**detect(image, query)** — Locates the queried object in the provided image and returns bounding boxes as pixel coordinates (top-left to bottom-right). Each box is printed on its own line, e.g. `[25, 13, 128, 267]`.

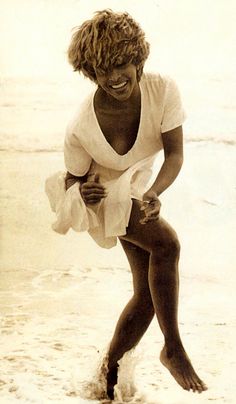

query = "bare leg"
[118, 199, 207, 393]
[107, 240, 155, 398]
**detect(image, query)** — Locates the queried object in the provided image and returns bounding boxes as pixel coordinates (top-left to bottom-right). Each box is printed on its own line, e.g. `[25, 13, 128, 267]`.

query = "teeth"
[111, 81, 127, 89]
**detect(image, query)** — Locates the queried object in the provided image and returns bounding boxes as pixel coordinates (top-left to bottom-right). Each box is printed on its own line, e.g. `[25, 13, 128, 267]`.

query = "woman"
[46, 9, 207, 399]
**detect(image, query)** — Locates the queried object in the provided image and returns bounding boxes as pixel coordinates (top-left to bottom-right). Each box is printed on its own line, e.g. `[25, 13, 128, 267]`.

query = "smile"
[110, 81, 128, 89]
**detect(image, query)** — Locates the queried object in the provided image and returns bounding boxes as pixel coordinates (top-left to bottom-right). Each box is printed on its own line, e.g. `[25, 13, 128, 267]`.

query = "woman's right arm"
[65, 171, 87, 190]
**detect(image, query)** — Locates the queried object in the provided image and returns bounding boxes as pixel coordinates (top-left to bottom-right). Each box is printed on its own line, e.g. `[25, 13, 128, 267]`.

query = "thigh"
[120, 199, 179, 253]
[119, 239, 150, 296]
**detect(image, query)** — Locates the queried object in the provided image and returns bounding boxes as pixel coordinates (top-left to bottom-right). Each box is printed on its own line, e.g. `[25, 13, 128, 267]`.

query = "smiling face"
[95, 63, 139, 102]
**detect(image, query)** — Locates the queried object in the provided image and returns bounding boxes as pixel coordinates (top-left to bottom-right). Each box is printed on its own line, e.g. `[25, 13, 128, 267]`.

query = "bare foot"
[160, 346, 207, 393]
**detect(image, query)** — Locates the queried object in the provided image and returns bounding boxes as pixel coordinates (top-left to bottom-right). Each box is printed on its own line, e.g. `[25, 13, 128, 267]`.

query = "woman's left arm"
[148, 125, 183, 197]
[141, 126, 183, 223]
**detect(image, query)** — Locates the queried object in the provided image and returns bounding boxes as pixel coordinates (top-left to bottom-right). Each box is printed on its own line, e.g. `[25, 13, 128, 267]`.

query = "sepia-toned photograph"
[1, 1, 235, 403]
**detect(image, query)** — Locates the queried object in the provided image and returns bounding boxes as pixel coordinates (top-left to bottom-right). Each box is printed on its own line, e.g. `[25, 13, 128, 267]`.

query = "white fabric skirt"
[45, 155, 157, 249]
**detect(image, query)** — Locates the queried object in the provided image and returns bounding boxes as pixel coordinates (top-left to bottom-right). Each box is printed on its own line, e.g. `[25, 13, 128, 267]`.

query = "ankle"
[107, 360, 119, 371]
[164, 341, 185, 358]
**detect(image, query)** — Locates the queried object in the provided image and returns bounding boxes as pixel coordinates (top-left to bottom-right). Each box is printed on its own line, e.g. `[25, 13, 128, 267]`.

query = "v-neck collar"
[91, 79, 144, 158]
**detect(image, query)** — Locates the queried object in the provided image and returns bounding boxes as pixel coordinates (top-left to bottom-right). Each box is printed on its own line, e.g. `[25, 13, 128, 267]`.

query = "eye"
[114, 55, 131, 68]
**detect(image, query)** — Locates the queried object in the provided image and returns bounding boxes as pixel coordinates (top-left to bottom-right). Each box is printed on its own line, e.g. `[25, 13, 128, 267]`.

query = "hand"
[80, 174, 107, 205]
[140, 190, 161, 224]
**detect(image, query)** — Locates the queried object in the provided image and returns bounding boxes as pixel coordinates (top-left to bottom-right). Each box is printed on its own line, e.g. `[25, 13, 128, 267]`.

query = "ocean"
[0, 73, 235, 153]
[1, 0, 236, 152]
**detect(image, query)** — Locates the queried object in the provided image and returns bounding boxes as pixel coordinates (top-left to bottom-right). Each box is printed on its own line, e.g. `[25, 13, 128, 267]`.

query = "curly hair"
[67, 9, 150, 83]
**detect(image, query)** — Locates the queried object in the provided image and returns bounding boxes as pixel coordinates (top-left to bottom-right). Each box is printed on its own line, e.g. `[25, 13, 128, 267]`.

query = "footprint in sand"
[51, 342, 66, 351]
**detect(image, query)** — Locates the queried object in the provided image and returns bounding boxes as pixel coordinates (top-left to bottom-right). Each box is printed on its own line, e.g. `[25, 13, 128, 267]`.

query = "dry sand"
[0, 143, 236, 403]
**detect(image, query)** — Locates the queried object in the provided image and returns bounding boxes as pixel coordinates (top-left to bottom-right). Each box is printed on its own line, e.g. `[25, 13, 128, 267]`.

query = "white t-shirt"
[45, 72, 186, 248]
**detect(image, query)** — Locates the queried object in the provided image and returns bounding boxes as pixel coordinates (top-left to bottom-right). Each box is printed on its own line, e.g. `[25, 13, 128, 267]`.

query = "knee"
[133, 293, 155, 317]
[153, 233, 180, 262]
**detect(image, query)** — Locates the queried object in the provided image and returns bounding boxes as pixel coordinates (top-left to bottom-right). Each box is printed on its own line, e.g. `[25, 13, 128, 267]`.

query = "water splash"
[81, 347, 147, 403]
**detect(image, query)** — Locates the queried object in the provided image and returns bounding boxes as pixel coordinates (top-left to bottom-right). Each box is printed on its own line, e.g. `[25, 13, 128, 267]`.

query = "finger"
[82, 188, 107, 196]
[84, 193, 107, 200]
[140, 207, 160, 223]
[140, 214, 160, 224]
[139, 217, 147, 224]
[81, 183, 106, 191]
[140, 201, 150, 211]
[82, 183, 106, 190]
[82, 193, 107, 201]
[142, 204, 161, 217]
[141, 198, 160, 210]
[87, 173, 100, 183]
[94, 173, 100, 183]
[145, 207, 161, 216]
[140, 217, 156, 224]
[147, 215, 160, 222]
[84, 193, 107, 201]
[82, 187, 106, 195]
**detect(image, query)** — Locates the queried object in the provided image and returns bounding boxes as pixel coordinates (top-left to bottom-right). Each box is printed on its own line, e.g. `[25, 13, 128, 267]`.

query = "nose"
[108, 68, 122, 83]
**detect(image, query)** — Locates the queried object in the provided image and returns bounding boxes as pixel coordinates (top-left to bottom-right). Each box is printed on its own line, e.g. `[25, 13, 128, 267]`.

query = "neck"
[97, 82, 140, 111]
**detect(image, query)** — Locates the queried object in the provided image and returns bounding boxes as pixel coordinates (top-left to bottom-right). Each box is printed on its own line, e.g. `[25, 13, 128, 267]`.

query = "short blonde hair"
[68, 9, 150, 83]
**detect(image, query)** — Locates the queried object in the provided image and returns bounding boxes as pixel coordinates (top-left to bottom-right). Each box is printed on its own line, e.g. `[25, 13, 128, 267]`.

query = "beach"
[1, 142, 235, 403]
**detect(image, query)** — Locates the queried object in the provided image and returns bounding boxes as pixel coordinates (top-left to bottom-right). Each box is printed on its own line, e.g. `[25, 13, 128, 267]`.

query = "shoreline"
[1, 138, 236, 154]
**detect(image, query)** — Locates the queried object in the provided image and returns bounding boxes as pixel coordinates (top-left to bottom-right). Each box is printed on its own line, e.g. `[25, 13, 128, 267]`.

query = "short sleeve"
[161, 76, 186, 133]
[64, 128, 92, 176]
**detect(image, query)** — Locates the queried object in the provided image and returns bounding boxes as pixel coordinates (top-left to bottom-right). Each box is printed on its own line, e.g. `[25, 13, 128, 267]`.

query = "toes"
[177, 374, 191, 391]
[184, 378, 192, 392]
[195, 376, 207, 393]
[192, 378, 207, 393]
[199, 381, 208, 393]
[190, 376, 199, 393]
[183, 372, 207, 393]
[189, 381, 196, 393]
